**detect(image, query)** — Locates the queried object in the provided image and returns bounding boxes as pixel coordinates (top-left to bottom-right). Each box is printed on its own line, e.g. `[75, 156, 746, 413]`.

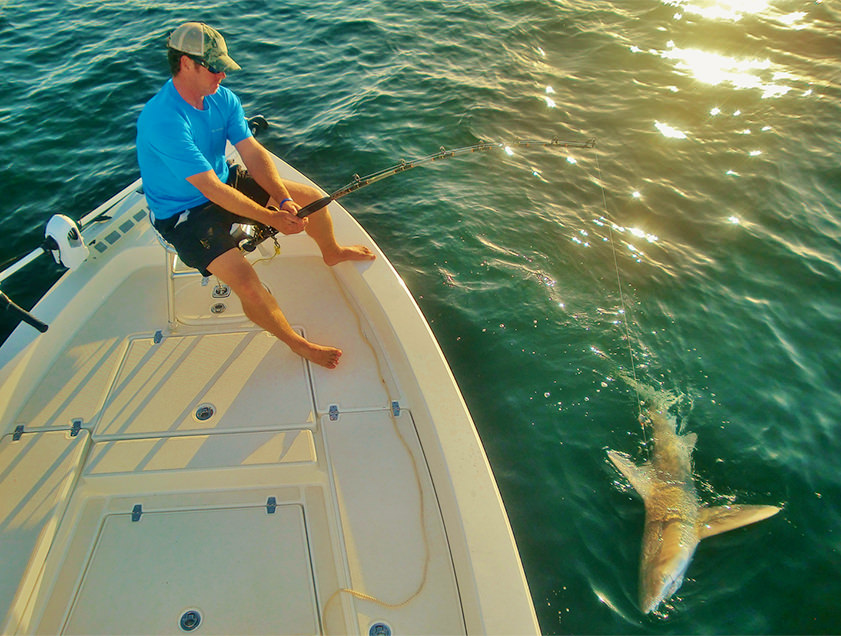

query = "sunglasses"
[187, 54, 224, 74]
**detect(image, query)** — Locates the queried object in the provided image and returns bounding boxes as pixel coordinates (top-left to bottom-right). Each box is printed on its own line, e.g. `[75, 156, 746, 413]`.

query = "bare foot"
[323, 244, 376, 266]
[292, 340, 343, 369]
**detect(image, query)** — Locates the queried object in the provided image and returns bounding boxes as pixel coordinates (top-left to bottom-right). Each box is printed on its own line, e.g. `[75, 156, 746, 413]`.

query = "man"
[137, 22, 374, 369]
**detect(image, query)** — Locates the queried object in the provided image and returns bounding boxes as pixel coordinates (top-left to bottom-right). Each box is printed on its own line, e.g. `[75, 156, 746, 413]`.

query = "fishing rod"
[239, 136, 596, 252]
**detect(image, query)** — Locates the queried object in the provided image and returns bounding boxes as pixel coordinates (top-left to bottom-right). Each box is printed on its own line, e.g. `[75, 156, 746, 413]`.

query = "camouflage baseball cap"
[167, 22, 241, 72]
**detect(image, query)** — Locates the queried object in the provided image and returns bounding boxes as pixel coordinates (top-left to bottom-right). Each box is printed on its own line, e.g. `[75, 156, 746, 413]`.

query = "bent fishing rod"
[239, 136, 596, 252]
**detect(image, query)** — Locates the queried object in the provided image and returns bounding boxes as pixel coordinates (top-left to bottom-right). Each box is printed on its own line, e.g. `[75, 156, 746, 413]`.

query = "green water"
[2, 1, 840, 633]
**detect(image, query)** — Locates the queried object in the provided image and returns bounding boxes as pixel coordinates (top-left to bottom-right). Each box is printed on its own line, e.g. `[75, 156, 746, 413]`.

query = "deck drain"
[210, 302, 227, 314]
[194, 403, 215, 421]
[369, 622, 392, 636]
[179, 609, 201, 632]
[212, 283, 231, 298]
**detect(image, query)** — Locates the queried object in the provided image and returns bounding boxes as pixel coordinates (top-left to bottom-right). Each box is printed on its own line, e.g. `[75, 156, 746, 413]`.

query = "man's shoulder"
[138, 81, 185, 131]
[207, 85, 241, 110]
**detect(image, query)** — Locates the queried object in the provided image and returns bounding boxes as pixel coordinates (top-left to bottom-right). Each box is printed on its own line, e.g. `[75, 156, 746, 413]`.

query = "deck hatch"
[64, 504, 319, 635]
[97, 331, 315, 439]
[0, 430, 89, 634]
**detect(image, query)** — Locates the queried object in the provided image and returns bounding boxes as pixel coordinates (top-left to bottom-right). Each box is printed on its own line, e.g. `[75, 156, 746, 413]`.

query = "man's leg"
[207, 248, 342, 369]
[279, 181, 376, 266]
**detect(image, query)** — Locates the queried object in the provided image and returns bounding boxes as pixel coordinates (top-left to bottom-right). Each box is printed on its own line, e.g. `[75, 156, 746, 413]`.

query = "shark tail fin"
[607, 450, 655, 501]
[698, 504, 782, 539]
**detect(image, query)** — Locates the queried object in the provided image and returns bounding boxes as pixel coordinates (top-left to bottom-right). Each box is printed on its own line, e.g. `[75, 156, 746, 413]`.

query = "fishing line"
[239, 136, 596, 252]
[594, 154, 645, 430]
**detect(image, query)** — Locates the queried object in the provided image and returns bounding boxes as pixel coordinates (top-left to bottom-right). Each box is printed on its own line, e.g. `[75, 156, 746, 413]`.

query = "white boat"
[0, 123, 539, 635]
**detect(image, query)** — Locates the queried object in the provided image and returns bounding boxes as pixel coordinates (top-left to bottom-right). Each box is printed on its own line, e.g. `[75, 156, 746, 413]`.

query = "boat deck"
[0, 155, 538, 635]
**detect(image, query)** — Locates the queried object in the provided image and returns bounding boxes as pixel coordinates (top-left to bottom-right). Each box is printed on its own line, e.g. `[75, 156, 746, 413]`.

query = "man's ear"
[178, 54, 192, 74]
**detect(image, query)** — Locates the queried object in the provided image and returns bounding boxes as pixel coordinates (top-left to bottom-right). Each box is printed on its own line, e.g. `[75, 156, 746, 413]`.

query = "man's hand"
[268, 201, 307, 235]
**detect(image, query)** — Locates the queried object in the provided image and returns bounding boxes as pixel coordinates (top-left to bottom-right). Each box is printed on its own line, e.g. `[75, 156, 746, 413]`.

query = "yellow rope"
[249, 237, 282, 266]
[321, 270, 432, 633]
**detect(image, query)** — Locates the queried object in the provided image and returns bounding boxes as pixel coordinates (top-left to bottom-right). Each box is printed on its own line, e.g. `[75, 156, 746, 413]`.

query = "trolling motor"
[0, 215, 89, 334]
[239, 130, 596, 252]
[44, 214, 89, 270]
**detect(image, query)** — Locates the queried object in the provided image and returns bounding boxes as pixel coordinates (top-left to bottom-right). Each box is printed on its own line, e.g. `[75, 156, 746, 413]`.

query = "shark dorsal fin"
[607, 450, 656, 500]
[698, 504, 782, 539]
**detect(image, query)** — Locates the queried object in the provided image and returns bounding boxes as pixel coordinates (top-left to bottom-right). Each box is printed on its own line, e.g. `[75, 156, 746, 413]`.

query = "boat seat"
[153, 224, 271, 328]
[153, 231, 204, 328]
[0, 429, 90, 634]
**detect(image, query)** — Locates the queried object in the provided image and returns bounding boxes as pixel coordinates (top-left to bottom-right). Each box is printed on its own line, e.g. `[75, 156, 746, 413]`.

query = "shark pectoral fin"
[698, 504, 782, 539]
[607, 450, 655, 500]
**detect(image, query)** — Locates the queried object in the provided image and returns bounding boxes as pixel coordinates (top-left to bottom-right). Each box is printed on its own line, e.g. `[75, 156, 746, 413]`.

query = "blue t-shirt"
[136, 79, 252, 219]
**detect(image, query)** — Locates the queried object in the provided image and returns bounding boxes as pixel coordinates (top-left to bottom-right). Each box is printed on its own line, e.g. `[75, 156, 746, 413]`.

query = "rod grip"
[296, 195, 334, 218]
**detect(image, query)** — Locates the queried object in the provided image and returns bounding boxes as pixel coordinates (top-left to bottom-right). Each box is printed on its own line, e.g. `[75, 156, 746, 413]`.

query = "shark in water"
[607, 383, 781, 614]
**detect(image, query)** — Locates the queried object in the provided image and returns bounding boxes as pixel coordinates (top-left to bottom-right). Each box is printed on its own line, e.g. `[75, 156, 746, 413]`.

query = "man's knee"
[286, 181, 324, 206]
[231, 275, 269, 307]
[208, 251, 264, 299]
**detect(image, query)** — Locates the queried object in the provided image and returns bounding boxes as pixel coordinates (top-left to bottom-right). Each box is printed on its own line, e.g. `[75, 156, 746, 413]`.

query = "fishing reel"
[237, 196, 330, 252]
[237, 222, 276, 253]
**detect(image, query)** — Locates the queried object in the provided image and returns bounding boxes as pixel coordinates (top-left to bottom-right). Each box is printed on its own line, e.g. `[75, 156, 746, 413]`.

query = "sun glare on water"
[661, 0, 770, 22]
[654, 121, 687, 139]
[658, 42, 793, 98]
[628, 3, 804, 104]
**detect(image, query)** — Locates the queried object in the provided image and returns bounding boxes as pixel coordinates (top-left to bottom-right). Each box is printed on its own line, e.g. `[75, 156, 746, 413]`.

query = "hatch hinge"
[70, 418, 83, 437]
[13, 425, 24, 441]
[131, 504, 143, 522]
[266, 496, 277, 514]
[328, 404, 339, 421]
[391, 401, 401, 417]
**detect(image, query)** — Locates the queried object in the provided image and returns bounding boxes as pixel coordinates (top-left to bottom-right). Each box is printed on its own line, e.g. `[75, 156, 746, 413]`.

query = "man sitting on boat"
[136, 22, 374, 369]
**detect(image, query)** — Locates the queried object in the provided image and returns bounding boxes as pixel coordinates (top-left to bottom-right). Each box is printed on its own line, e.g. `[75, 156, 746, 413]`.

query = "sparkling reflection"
[778, 12, 807, 28]
[666, 1, 810, 28]
[669, 45, 774, 85]
[544, 85, 556, 108]
[580, 217, 660, 264]
[659, 44, 792, 98]
[655, 121, 688, 139]
[661, 0, 770, 22]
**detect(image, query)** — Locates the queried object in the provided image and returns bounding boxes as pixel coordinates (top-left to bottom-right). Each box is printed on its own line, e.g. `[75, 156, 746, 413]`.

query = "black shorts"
[152, 165, 270, 276]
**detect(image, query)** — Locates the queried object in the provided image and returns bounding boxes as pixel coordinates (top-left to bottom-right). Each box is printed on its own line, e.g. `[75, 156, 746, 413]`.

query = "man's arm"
[186, 168, 306, 235]
[235, 136, 300, 213]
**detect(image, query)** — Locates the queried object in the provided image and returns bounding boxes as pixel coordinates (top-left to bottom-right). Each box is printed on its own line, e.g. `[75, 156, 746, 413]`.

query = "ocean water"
[1, 0, 839, 633]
